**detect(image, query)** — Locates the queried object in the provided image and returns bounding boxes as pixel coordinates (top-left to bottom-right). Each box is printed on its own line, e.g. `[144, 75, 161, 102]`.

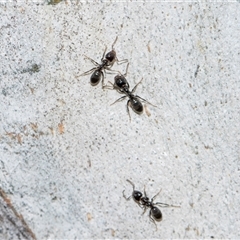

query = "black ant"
[110, 78, 156, 121]
[104, 64, 156, 120]
[78, 36, 128, 87]
[123, 179, 180, 229]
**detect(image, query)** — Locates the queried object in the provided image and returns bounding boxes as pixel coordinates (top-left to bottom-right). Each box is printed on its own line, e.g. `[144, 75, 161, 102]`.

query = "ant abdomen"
[150, 206, 163, 222]
[90, 70, 102, 86]
[129, 98, 144, 114]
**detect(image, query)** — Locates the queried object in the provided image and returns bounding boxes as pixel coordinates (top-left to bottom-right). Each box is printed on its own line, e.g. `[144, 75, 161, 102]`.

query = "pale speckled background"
[0, 1, 240, 239]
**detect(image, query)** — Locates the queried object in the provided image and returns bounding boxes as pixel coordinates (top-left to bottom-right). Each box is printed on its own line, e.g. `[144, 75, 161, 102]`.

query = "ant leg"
[123, 179, 137, 201]
[112, 36, 118, 49]
[111, 36, 128, 64]
[127, 100, 132, 122]
[151, 189, 162, 202]
[155, 202, 181, 208]
[104, 67, 120, 74]
[123, 62, 130, 77]
[141, 206, 147, 215]
[105, 70, 120, 75]
[101, 46, 107, 61]
[143, 185, 147, 198]
[78, 67, 96, 77]
[101, 71, 105, 88]
[149, 212, 158, 230]
[135, 95, 157, 107]
[102, 81, 114, 90]
[116, 58, 128, 65]
[83, 55, 99, 66]
[110, 96, 127, 106]
[126, 179, 135, 190]
[132, 78, 143, 93]
[122, 190, 131, 201]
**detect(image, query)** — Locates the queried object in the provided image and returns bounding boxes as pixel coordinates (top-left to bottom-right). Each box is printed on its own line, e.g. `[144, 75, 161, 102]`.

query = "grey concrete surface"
[0, 1, 240, 239]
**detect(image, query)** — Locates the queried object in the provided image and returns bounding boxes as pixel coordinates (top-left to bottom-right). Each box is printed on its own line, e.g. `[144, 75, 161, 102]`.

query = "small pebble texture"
[0, 1, 239, 239]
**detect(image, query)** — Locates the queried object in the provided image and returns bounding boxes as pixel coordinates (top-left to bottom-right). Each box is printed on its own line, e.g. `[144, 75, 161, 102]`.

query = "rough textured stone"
[0, 1, 239, 239]
[0, 189, 36, 240]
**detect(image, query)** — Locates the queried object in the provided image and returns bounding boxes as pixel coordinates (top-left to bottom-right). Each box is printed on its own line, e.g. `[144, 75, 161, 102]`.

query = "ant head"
[132, 190, 143, 202]
[114, 75, 129, 89]
[105, 49, 116, 63]
[114, 75, 125, 83]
